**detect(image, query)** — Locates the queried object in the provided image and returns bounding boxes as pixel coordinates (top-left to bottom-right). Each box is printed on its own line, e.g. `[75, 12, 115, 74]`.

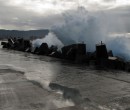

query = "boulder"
[125, 62, 130, 72]
[107, 57, 126, 70]
[96, 42, 108, 60]
[37, 43, 49, 55]
[61, 43, 86, 61]
[1, 42, 8, 48]
[49, 45, 58, 54]
[49, 51, 62, 58]
[7, 38, 14, 49]
[23, 40, 31, 51]
[108, 50, 113, 57]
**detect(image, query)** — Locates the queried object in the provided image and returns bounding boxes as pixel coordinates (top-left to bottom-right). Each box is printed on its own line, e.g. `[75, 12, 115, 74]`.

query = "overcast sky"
[0, 0, 130, 32]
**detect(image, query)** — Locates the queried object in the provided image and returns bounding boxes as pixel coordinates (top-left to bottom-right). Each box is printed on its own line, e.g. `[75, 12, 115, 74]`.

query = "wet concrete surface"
[0, 48, 130, 110]
[0, 69, 69, 110]
[1, 68, 130, 110]
[0, 72, 40, 109]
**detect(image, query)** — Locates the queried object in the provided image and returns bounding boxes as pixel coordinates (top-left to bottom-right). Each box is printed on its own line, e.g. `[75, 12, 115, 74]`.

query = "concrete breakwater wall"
[1, 38, 130, 72]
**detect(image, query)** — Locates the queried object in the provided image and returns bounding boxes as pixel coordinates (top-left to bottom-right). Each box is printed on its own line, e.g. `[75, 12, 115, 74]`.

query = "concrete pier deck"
[0, 69, 64, 110]
[1, 68, 130, 110]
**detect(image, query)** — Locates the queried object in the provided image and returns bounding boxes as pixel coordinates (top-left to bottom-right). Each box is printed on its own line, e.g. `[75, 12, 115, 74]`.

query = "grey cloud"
[103, 0, 116, 2]
[0, 0, 63, 30]
[0, 0, 130, 34]
[95, 6, 130, 33]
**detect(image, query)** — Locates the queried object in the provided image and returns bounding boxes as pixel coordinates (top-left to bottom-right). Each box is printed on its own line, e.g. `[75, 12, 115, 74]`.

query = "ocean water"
[0, 45, 130, 110]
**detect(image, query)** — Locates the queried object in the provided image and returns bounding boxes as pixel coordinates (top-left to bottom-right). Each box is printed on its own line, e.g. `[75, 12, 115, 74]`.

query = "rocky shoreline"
[1, 38, 130, 72]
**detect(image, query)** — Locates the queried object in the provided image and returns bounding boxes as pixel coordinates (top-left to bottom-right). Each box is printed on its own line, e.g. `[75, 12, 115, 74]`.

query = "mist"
[51, 7, 130, 60]
[32, 32, 64, 50]
[107, 36, 130, 60]
[52, 7, 105, 51]
[32, 6, 130, 60]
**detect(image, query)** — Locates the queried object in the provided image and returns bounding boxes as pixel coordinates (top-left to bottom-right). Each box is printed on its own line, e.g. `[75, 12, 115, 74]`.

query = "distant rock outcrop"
[0, 29, 49, 40]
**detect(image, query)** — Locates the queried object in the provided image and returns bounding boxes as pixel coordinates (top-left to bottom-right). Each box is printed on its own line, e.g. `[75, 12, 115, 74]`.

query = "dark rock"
[31, 47, 39, 54]
[96, 42, 109, 67]
[107, 57, 126, 70]
[125, 62, 130, 72]
[13, 41, 19, 49]
[1, 42, 7, 46]
[37, 43, 49, 55]
[23, 40, 31, 51]
[108, 50, 113, 57]
[1, 42, 8, 48]
[61, 43, 86, 62]
[96, 42, 108, 60]
[8, 38, 14, 44]
[13, 39, 31, 51]
[7, 38, 14, 49]
[25, 47, 31, 52]
[49, 45, 58, 54]
[14, 38, 24, 51]
[87, 52, 96, 60]
[17, 38, 24, 44]
[49, 51, 62, 58]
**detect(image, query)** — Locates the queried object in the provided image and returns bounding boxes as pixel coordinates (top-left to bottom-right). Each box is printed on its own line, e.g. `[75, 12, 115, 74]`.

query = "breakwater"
[1, 38, 130, 72]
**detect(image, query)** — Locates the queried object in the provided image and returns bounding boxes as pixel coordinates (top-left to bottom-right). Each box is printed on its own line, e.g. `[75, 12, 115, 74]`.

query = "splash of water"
[52, 7, 105, 51]
[32, 32, 64, 50]
[107, 36, 130, 60]
[33, 6, 130, 60]
[51, 7, 130, 60]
